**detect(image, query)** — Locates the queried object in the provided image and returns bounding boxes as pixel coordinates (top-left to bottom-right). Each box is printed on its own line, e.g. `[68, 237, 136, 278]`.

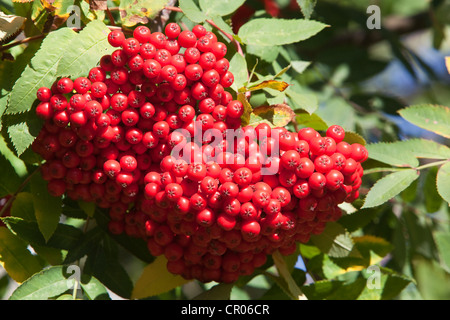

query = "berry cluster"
[30, 23, 367, 284]
[140, 124, 367, 282]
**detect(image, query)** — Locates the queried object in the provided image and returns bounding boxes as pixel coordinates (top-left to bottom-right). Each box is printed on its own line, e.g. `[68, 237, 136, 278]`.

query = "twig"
[106, 7, 116, 26]
[0, 34, 46, 52]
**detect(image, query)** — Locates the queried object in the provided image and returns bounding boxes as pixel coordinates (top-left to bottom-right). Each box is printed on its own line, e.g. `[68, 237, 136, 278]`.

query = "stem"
[364, 159, 449, 175]
[0, 34, 46, 52]
[416, 159, 449, 171]
[106, 7, 116, 26]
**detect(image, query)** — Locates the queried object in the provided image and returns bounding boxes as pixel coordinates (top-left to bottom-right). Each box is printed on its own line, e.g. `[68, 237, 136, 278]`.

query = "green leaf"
[366, 139, 450, 168]
[366, 142, 420, 168]
[178, 0, 207, 23]
[6, 120, 39, 156]
[310, 222, 354, 258]
[193, 283, 234, 300]
[131, 256, 191, 299]
[84, 240, 133, 299]
[56, 20, 114, 79]
[94, 208, 154, 263]
[285, 89, 318, 114]
[342, 131, 366, 146]
[63, 227, 103, 264]
[6, 27, 76, 115]
[237, 18, 327, 46]
[10, 192, 35, 221]
[9, 265, 77, 300]
[436, 161, 450, 204]
[424, 166, 442, 212]
[296, 0, 317, 19]
[199, 0, 245, 17]
[0, 228, 43, 283]
[30, 172, 62, 242]
[302, 279, 344, 300]
[3, 216, 83, 251]
[434, 232, 450, 272]
[413, 257, 450, 300]
[228, 52, 248, 92]
[295, 110, 328, 131]
[80, 274, 111, 300]
[272, 250, 307, 300]
[398, 104, 450, 139]
[362, 169, 420, 209]
[291, 60, 311, 74]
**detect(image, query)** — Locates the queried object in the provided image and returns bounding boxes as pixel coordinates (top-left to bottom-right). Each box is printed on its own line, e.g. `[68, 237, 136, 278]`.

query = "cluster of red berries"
[30, 23, 368, 284]
[138, 123, 367, 283]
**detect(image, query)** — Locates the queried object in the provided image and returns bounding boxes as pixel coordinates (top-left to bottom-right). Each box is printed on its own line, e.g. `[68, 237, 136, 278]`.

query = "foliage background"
[0, 0, 449, 300]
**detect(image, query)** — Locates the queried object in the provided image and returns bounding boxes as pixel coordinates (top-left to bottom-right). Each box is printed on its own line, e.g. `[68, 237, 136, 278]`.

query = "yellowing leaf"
[250, 103, 296, 127]
[131, 256, 191, 299]
[237, 92, 253, 126]
[247, 80, 290, 93]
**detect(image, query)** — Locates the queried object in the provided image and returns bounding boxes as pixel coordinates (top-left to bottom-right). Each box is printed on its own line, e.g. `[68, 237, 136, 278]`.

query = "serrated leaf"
[6, 121, 37, 156]
[343, 131, 366, 146]
[296, 0, 317, 20]
[199, 0, 245, 17]
[436, 161, 450, 204]
[118, 0, 169, 27]
[228, 52, 248, 92]
[238, 18, 327, 46]
[131, 255, 191, 299]
[0, 12, 26, 44]
[398, 104, 450, 139]
[250, 103, 296, 128]
[9, 265, 77, 300]
[6, 27, 76, 115]
[30, 172, 62, 242]
[310, 222, 354, 258]
[0, 228, 43, 283]
[178, 0, 208, 23]
[56, 20, 114, 79]
[362, 169, 420, 209]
